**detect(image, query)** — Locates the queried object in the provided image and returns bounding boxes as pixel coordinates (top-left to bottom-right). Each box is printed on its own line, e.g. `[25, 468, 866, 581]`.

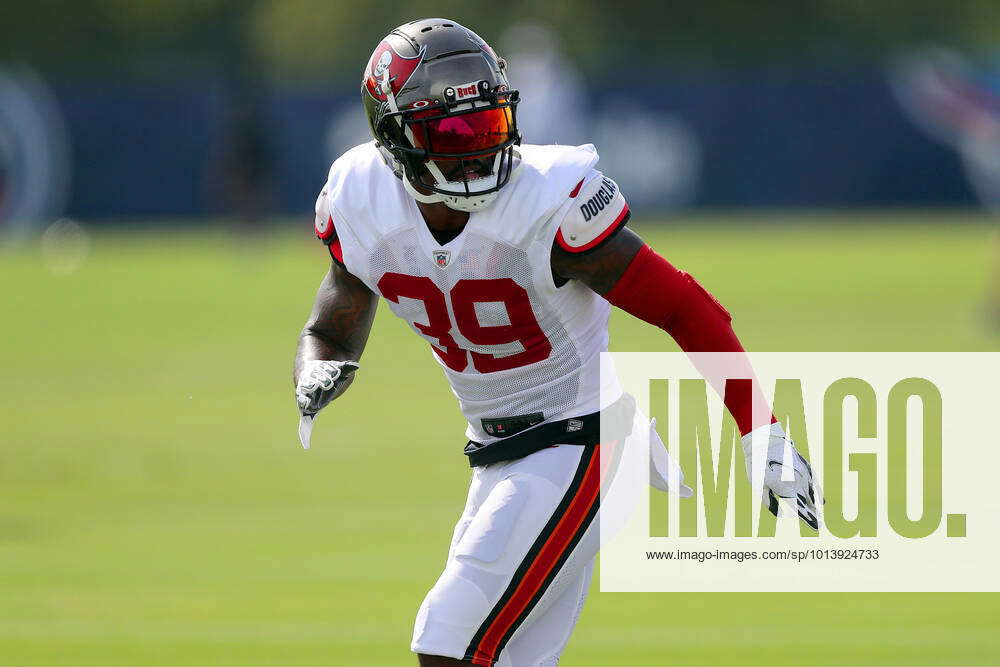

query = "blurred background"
[2, 2, 999, 666]
[5, 0, 1000, 225]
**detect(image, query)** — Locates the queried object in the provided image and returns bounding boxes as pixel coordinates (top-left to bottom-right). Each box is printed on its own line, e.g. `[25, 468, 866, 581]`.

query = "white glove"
[295, 359, 359, 415]
[295, 359, 359, 449]
[649, 418, 693, 497]
[741, 422, 820, 529]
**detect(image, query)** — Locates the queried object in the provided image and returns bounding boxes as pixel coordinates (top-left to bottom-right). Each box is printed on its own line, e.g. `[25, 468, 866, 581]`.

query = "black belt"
[463, 395, 634, 467]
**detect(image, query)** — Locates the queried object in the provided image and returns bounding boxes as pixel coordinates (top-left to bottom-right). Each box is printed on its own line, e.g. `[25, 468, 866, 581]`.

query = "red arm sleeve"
[603, 245, 773, 435]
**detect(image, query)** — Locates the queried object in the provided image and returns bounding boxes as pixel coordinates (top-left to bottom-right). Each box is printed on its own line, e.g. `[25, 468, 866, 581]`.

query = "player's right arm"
[293, 258, 378, 416]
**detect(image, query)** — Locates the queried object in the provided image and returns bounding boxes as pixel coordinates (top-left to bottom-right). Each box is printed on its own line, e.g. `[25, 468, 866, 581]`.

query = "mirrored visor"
[410, 106, 513, 156]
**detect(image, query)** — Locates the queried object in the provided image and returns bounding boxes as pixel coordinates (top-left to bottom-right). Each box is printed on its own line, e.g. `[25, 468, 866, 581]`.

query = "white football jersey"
[315, 141, 630, 442]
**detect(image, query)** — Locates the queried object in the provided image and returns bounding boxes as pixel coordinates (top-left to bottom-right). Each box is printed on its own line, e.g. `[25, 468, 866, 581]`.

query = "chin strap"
[444, 191, 500, 212]
[402, 175, 499, 211]
[402, 176, 446, 204]
[403, 149, 520, 212]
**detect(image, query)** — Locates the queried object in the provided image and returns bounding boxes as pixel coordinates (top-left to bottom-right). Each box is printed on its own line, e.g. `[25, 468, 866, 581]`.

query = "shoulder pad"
[555, 173, 630, 253]
[517, 143, 599, 177]
[313, 186, 344, 264]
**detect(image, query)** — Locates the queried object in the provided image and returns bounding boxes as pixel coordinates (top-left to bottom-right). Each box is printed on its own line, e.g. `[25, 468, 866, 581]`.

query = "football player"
[293, 19, 819, 667]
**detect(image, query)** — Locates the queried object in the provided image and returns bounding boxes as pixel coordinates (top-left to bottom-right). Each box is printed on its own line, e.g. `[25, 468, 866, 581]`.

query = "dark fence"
[51, 69, 974, 221]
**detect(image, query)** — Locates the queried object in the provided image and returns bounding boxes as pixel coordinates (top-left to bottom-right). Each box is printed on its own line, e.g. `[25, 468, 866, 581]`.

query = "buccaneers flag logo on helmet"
[364, 41, 426, 102]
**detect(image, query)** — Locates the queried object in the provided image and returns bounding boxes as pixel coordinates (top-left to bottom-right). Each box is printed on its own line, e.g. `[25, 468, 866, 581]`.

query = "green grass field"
[2, 213, 999, 666]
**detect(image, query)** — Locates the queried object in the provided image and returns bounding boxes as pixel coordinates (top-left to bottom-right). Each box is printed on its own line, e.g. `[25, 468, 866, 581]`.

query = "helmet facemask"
[379, 83, 521, 212]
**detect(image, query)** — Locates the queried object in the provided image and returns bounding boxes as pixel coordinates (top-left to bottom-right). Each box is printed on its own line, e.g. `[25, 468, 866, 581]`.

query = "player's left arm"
[551, 225, 765, 435]
[551, 215, 820, 528]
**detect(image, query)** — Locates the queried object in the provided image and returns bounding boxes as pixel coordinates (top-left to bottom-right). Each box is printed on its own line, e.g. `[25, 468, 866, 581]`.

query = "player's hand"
[295, 359, 359, 417]
[741, 422, 821, 529]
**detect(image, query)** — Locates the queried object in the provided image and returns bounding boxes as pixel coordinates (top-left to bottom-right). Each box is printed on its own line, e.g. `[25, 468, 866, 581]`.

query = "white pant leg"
[496, 558, 595, 666]
[411, 444, 601, 665]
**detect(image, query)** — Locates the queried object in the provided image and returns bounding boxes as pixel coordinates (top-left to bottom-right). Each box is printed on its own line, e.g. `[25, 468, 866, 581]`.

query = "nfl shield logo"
[433, 250, 451, 268]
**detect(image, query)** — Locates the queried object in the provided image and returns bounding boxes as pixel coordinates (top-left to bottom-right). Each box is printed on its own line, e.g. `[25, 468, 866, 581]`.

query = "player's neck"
[416, 200, 470, 240]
